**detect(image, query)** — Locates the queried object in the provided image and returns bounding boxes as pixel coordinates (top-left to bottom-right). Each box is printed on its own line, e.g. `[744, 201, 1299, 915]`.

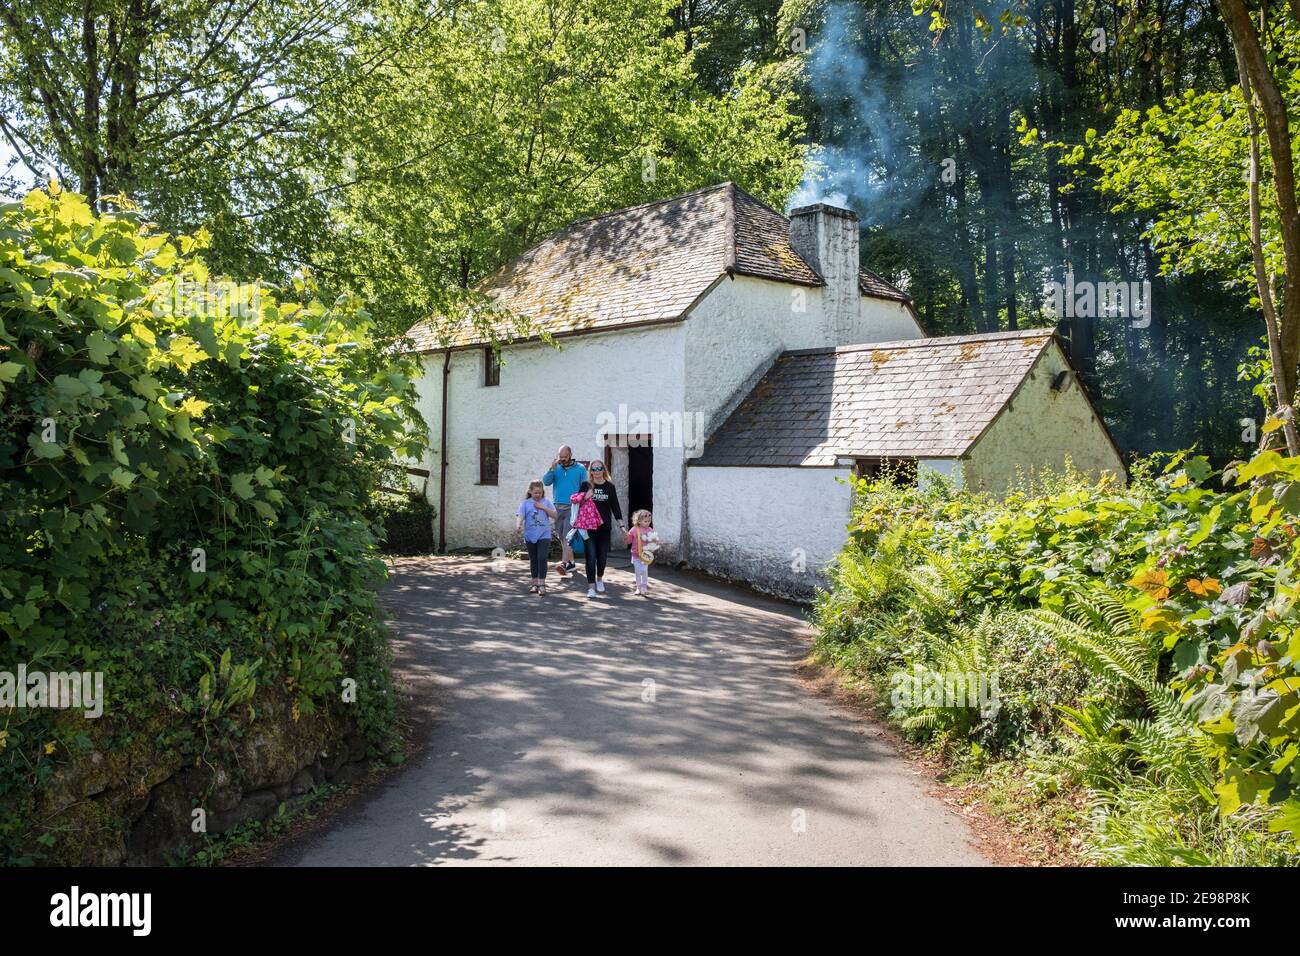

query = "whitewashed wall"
[965, 344, 1125, 494]
[684, 275, 924, 437]
[856, 294, 924, 344]
[684, 276, 828, 437]
[415, 323, 688, 553]
[413, 273, 923, 560]
[686, 464, 854, 599]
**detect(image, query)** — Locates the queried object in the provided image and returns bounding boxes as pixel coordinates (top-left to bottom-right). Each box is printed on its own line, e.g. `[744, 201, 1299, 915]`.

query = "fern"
[1029, 599, 1156, 692]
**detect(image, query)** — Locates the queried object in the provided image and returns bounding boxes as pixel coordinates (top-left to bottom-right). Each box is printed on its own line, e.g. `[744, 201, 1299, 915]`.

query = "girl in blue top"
[516, 480, 557, 595]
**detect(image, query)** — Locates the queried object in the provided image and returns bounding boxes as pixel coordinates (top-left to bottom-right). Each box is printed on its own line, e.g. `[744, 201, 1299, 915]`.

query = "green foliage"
[170, 782, 340, 867]
[195, 650, 259, 722]
[813, 455, 1300, 865]
[1089, 77, 1296, 302]
[0, 0, 363, 278]
[323, 0, 808, 336]
[0, 185, 423, 861]
[369, 494, 436, 557]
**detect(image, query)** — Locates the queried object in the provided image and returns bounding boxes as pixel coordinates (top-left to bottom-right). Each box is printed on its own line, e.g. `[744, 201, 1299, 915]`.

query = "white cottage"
[405, 183, 1123, 597]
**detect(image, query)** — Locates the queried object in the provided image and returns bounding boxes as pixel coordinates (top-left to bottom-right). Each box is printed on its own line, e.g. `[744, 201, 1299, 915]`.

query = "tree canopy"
[4, 0, 1300, 462]
[1, 0, 807, 338]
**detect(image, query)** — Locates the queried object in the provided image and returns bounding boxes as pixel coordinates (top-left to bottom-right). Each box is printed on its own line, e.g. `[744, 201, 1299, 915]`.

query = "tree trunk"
[1218, 0, 1300, 454]
[81, 1, 100, 204]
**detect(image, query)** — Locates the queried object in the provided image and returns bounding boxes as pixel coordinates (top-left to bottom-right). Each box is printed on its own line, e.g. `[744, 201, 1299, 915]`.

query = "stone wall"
[26, 688, 372, 865]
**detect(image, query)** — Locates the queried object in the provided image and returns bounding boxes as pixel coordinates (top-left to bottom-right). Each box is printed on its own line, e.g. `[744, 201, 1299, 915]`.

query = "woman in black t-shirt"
[578, 460, 624, 597]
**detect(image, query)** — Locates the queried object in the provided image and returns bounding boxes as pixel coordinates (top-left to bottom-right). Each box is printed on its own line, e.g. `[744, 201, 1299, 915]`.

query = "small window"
[854, 457, 917, 485]
[483, 347, 500, 387]
[478, 439, 499, 485]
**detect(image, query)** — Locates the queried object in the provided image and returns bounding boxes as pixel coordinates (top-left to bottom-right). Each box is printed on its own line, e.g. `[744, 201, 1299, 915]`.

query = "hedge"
[0, 184, 424, 862]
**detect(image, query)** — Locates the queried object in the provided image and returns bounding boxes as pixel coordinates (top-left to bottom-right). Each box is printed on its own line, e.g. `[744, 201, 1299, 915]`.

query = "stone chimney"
[789, 203, 860, 339]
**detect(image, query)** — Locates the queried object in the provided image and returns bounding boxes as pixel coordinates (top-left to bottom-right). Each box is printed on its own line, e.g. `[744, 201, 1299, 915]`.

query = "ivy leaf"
[1271, 744, 1299, 776]
[85, 331, 115, 365]
[1220, 581, 1251, 606]
[1215, 763, 1274, 816]
[1189, 682, 1232, 722]
[27, 434, 63, 459]
[1183, 456, 1212, 483]
[1173, 638, 1207, 673]
[1188, 503, 1222, 547]
[108, 234, 138, 262]
[167, 335, 207, 372]
[230, 473, 255, 500]
[1129, 568, 1171, 600]
[1267, 800, 1300, 844]
[151, 244, 177, 269]
[131, 375, 162, 400]
[1231, 687, 1285, 746]
[109, 433, 128, 465]
[1236, 451, 1286, 484]
[52, 373, 88, 398]
[109, 466, 136, 489]
[179, 397, 211, 418]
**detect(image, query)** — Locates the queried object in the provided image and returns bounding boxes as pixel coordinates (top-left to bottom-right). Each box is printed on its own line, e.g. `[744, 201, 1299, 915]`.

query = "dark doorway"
[628, 442, 653, 519]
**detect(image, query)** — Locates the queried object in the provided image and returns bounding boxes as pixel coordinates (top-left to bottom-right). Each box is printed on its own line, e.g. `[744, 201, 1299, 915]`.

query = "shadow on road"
[267, 556, 986, 867]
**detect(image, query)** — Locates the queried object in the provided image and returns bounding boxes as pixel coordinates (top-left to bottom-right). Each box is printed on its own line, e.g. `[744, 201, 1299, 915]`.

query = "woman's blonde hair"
[524, 479, 544, 501]
[631, 509, 652, 526]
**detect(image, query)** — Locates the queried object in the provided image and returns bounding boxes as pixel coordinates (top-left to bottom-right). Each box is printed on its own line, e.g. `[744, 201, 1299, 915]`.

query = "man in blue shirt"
[543, 445, 588, 575]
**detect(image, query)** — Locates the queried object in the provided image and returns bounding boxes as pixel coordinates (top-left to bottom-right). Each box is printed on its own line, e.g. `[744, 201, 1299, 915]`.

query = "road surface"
[268, 556, 988, 866]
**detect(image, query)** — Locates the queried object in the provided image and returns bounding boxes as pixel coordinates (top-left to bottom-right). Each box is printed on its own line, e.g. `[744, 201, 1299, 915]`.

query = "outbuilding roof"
[693, 329, 1058, 466]
[404, 182, 909, 350]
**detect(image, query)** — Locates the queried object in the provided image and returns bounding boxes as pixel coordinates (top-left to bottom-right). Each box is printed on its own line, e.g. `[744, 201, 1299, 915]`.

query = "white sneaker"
[587, 587, 597, 598]
[596, 581, 605, 593]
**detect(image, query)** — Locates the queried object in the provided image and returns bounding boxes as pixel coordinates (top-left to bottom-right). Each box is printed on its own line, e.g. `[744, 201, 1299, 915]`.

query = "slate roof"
[404, 183, 910, 350]
[693, 329, 1057, 466]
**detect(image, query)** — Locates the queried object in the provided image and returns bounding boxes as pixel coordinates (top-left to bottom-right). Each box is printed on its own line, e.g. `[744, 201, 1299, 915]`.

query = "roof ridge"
[468, 182, 736, 297]
[547, 182, 733, 236]
[731, 183, 793, 225]
[723, 182, 737, 275]
[857, 265, 910, 302]
[782, 328, 1056, 357]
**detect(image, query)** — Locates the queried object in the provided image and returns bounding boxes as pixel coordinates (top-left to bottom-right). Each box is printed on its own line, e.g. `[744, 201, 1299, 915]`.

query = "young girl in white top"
[625, 510, 657, 596]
